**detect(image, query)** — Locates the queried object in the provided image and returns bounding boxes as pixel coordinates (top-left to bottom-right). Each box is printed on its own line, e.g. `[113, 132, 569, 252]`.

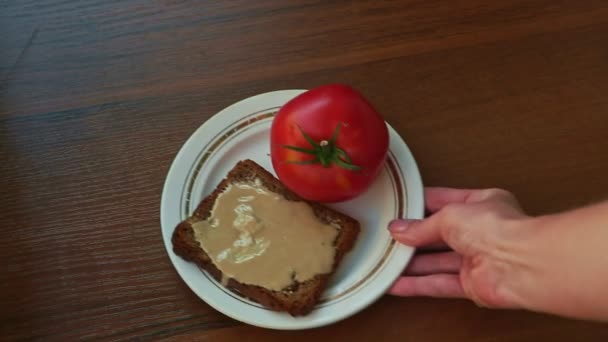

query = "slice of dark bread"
[172, 159, 360, 316]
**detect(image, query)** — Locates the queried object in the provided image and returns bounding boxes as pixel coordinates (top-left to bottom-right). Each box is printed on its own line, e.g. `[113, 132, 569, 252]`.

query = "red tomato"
[270, 84, 389, 202]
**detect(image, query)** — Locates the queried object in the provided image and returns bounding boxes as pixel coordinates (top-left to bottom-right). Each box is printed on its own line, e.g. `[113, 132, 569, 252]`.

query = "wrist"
[496, 216, 551, 312]
[480, 216, 540, 310]
[503, 207, 608, 321]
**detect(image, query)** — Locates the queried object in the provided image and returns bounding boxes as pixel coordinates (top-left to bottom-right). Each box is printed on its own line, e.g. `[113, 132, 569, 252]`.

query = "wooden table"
[2, 1, 608, 340]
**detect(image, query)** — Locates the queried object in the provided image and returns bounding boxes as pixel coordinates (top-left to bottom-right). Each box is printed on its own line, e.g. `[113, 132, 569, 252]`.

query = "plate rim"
[160, 89, 424, 330]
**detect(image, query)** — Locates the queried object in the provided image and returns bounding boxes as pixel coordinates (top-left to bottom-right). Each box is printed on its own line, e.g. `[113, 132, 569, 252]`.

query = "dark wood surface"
[2, 1, 608, 340]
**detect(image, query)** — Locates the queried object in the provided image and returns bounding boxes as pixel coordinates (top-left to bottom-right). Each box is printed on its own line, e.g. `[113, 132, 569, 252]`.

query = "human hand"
[388, 187, 529, 309]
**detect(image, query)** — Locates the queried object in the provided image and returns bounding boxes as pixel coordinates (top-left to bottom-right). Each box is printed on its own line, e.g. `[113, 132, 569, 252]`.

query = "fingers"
[389, 251, 466, 299]
[388, 274, 465, 298]
[403, 252, 462, 276]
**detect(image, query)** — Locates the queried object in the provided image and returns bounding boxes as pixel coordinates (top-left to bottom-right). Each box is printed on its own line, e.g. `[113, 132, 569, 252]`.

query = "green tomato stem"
[281, 123, 361, 171]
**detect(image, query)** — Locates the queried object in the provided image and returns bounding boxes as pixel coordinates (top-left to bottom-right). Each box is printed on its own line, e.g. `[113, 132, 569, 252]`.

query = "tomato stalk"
[281, 124, 361, 171]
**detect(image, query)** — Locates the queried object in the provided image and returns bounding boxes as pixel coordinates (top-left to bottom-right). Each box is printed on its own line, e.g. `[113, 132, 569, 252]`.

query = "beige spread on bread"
[191, 180, 338, 291]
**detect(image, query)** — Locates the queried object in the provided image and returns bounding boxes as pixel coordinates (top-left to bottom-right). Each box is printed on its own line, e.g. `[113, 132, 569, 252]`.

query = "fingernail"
[388, 219, 412, 233]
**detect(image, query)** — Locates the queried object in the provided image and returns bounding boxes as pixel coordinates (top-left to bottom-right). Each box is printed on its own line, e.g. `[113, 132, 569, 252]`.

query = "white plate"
[160, 90, 424, 330]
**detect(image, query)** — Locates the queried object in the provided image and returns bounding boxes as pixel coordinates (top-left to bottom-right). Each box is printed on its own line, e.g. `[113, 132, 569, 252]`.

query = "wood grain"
[2, 0, 608, 340]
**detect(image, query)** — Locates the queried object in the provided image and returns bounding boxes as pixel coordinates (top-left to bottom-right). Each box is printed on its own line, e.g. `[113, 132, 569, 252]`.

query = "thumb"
[388, 217, 443, 247]
[389, 208, 482, 256]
